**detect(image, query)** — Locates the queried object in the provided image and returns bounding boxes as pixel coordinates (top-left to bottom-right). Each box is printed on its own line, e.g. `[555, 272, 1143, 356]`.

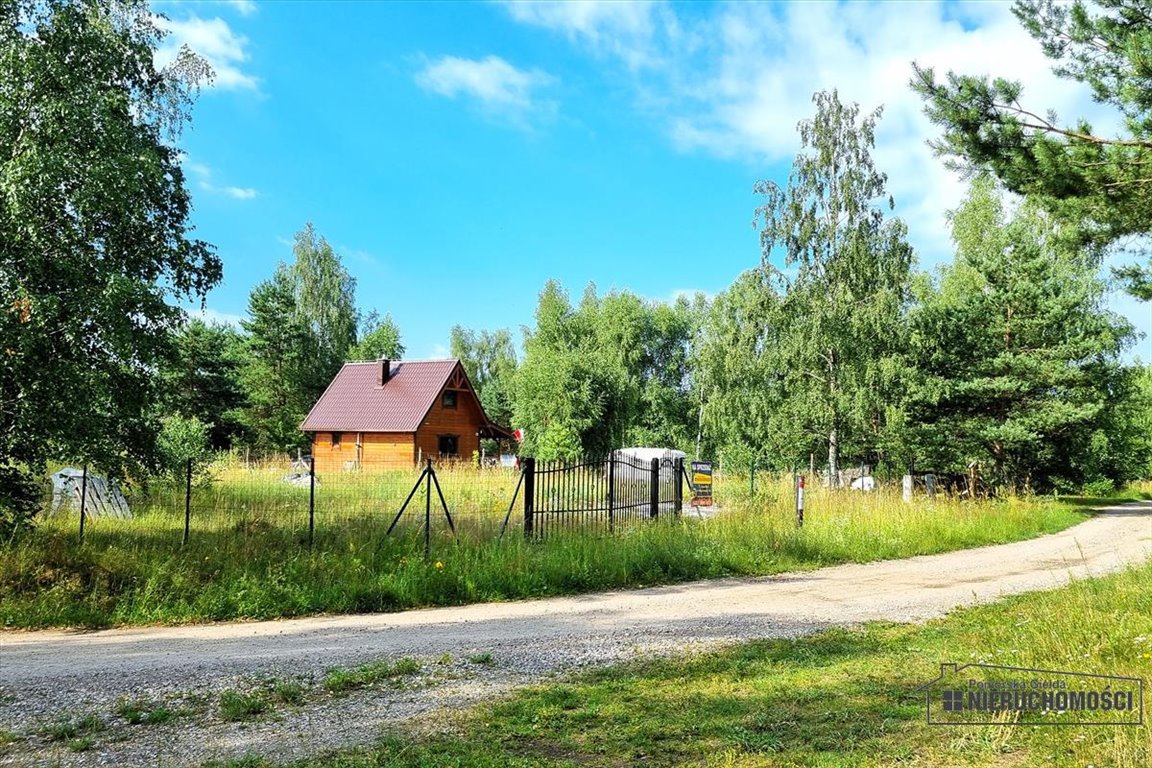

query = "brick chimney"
[379, 359, 391, 386]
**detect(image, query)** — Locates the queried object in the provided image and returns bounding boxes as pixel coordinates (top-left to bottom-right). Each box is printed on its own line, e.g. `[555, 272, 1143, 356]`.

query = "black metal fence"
[520, 453, 685, 537]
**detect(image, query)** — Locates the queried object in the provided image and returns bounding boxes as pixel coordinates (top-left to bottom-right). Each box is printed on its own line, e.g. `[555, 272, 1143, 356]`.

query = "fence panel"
[521, 453, 684, 538]
[33, 450, 696, 549]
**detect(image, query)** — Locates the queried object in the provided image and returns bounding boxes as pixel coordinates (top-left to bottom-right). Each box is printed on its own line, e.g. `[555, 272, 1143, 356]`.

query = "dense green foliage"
[512, 282, 700, 459]
[0, 0, 219, 531]
[154, 414, 211, 480]
[906, 176, 1135, 489]
[912, 0, 1152, 300]
[288, 223, 359, 383]
[750, 90, 913, 480]
[695, 267, 785, 469]
[348, 311, 404, 362]
[160, 319, 248, 450]
[239, 267, 321, 452]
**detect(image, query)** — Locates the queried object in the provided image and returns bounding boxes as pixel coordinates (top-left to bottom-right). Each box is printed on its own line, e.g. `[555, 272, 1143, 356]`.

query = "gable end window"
[442, 391, 458, 409]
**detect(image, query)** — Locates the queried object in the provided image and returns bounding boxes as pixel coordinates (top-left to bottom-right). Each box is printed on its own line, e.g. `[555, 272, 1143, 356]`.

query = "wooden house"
[300, 359, 512, 472]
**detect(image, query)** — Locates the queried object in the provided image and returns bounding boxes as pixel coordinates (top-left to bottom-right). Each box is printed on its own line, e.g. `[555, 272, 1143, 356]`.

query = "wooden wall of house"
[414, 387, 484, 462]
[362, 432, 416, 469]
[311, 431, 415, 472]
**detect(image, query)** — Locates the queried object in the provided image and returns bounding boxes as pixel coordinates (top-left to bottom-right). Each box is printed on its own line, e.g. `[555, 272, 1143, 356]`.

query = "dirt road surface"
[2, 501, 1150, 766]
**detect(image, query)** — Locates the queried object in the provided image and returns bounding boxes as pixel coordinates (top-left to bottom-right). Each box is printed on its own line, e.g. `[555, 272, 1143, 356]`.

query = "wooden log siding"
[312, 431, 415, 472]
[415, 385, 483, 462]
[362, 432, 416, 468]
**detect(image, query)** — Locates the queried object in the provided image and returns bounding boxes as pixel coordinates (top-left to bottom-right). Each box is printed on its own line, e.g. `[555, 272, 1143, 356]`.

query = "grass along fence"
[40, 455, 987, 551]
[38, 454, 693, 552]
[0, 456, 1112, 628]
[39, 457, 527, 549]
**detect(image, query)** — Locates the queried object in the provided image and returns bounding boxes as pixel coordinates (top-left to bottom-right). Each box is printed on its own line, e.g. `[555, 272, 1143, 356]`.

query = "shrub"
[0, 464, 44, 537]
[157, 415, 212, 481]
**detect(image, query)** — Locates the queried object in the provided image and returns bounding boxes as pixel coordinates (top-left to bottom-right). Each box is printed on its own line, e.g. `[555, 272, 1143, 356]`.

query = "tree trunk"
[695, 389, 705, 461]
[828, 427, 839, 489]
[827, 345, 839, 488]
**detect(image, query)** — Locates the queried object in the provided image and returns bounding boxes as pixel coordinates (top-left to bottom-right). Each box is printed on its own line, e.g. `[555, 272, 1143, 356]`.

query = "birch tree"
[0, 0, 218, 528]
[754, 90, 913, 484]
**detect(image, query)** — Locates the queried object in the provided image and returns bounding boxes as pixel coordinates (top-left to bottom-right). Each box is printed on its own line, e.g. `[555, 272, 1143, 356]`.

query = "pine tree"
[906, 176, 1133, 489]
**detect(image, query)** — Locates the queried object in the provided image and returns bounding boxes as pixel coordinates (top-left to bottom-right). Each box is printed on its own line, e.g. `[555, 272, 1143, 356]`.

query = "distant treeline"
[178, 174, 1150, 494]
[8, 2, 1152, 539]
[163, 94, 1152, 495]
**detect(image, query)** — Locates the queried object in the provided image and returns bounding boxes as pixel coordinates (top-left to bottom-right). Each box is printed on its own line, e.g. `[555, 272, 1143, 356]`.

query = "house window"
[438, 434, 458, 457]
[442, 390, 457, 409]
[331, 432, 342, 448]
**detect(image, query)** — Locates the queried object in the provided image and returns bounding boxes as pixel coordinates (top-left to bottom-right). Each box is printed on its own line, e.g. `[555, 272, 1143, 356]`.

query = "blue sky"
[160, 0, 1150, 362]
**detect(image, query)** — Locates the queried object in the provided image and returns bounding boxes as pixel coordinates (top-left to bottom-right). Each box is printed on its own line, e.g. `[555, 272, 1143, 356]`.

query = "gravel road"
[2, 501, 1150, 767]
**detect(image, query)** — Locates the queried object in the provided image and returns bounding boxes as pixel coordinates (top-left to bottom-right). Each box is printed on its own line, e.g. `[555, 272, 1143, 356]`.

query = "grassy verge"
[231, 556, 1152, 768]
[0, 473, 1133, 628]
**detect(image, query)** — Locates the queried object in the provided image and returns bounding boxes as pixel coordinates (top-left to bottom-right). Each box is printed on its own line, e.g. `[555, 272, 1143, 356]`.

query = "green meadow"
[0, 461, 1129, 629]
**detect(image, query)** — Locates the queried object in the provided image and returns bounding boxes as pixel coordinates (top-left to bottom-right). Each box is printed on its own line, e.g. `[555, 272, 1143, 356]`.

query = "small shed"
[300, 359, 513, 472]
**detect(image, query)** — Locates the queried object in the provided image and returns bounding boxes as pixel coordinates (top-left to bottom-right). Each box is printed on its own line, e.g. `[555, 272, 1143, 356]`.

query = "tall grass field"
[0, 460, 1129, 629]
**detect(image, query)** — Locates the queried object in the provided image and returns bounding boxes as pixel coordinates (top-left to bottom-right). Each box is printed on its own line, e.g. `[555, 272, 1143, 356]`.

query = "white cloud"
[501, 0, 667, 69]
[502, 1, 1118, 268]
[184, 160, 213, 178]
[183, 157, 258, 201]
[225, 0, 257, 16]
[415, 55, 556, 126]
[224, 186, 258, 200]
[155, 15, 257, 91]
[190, 307, 244, 327]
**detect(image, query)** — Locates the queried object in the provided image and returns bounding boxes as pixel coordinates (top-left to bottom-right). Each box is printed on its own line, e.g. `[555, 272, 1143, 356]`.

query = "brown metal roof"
[300, 359, 461, 433]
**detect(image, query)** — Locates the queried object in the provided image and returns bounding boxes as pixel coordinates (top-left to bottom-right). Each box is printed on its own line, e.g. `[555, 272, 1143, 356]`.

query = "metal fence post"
[522, 458, 535, 538]
[182, 457, 192, 545]
[607, 454, 615, 533]
[308, 455, 316, 549]
[424, 458, 433, 561]
[649, 457, 660, 520]
[78, 464, 88, 542]
[673, 457, 683, 516]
